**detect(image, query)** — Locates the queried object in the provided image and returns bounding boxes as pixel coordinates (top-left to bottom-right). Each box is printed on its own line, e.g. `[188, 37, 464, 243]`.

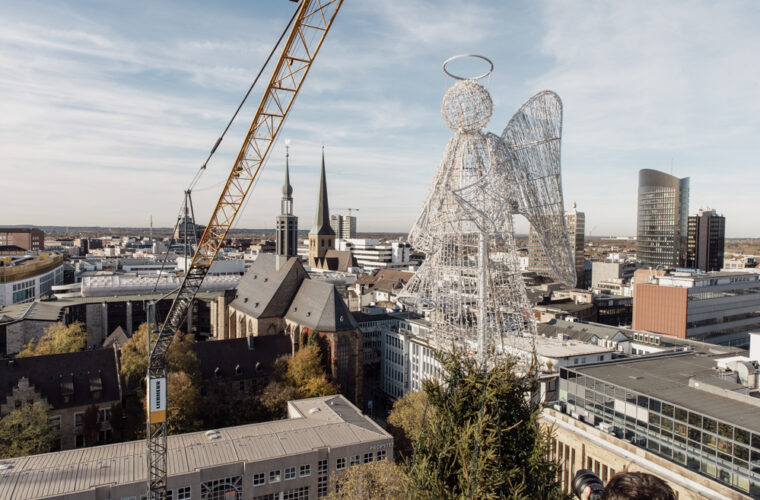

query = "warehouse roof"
[0, 395, 391, 500]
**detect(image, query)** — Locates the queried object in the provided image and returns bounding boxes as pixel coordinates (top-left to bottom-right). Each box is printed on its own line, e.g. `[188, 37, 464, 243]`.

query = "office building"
[528, 205, 585, 288]
[633, 269, 760, 346]
[636, 169, 690, 267]
[0, 395, 393, 500]
[0, 227, 44, 251]
[330, 214, 356, 240]
[591, 259, 639, 290]
[0, 252, 64, 306]
[687, 209, 726, 272]
[555, 349, 760, 498]
[276, 148, 299, 269]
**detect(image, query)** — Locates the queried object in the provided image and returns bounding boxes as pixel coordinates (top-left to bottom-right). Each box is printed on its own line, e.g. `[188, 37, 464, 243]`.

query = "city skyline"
[2, 1, 759, 237]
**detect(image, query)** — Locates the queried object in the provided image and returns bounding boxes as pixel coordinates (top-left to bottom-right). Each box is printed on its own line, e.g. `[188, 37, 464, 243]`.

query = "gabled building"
[226, 254, 363, 405]
[0, 349, 122, 450]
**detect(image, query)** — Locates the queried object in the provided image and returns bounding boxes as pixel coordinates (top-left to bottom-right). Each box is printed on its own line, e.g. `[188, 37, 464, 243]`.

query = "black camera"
[572, 469, 605, 500]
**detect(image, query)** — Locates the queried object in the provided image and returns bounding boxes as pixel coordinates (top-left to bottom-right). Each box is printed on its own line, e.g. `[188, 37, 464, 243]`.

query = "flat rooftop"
[0, 395, 391, 500]
[569, 354, 760, 434]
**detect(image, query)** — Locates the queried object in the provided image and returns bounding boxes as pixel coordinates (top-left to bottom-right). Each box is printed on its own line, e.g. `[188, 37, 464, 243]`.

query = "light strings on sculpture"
[400, 56, 576, 365]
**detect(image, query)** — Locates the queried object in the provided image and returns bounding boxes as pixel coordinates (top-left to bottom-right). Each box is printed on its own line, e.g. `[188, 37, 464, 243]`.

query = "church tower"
[276, 146, 298, 270]
[308, 147, 335, 268]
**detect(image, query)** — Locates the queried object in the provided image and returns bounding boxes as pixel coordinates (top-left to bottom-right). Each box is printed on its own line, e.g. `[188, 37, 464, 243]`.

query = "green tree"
[119, 323, 200, 386]
[328, 459, 406, 500]
[405, 352, 567, 500]
[386, 390, 436, 459]
[17, 322, 86, 357]
[0, 402, 57, 458]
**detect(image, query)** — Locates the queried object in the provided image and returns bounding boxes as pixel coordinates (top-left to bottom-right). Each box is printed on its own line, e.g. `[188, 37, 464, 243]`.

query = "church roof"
[103, 326, 129, 349]
[282, 149, 293, 198]
[0, 349, 122, 411]
[229, 255, 308, 319]
[310, 149, 335, 236]
[286, 280, 359, 332]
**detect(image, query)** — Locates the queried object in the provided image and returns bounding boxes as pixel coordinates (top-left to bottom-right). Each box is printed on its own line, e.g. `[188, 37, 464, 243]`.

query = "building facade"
[687, 209, 726, 272]
[0, 227, 44, 251]
[556, 352, 760, 498]
[0, 252, 64, 306]
[633, 269, 760, 346]
[330, 214, 356, 240]
[0, 395, 393, 500]
[636, 169, 690, 267]
[528, 206, 585, 288]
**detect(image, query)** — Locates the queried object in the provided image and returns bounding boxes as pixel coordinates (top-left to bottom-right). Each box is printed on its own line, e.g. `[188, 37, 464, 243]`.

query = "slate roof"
[0, 349, 122, 411]
[318, 249, 357, 272]
[538, 319, 629, 343]
[229, 255, 308, 319]
[192, 335, 292, 382]
[103, 326, 129, 349]
[286, 280, 359, 332]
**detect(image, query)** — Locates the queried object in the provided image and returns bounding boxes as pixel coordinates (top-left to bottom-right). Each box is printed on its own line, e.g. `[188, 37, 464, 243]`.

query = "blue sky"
[1, 1, 759, 237]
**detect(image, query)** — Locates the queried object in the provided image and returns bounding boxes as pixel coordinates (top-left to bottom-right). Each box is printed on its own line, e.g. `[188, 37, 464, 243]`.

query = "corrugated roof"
[0, 395, 391, 499]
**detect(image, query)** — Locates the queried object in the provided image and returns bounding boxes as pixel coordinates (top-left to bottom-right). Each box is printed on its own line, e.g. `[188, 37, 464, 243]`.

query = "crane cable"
[186, 5, 300, 193]
[150, 5, 299, 295]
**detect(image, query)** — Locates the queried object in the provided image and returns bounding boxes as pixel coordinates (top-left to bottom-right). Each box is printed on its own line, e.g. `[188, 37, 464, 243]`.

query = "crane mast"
[146, 1, 343, 497]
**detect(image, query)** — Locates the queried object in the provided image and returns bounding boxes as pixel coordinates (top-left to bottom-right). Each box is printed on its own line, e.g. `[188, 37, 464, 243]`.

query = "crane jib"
[146, 1, 344, 498]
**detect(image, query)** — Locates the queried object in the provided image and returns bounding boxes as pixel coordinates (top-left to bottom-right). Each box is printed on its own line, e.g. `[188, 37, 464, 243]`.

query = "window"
[49, 416, 61, 430]
[253, 472, 265, 486]
[270, 470, 281, 483]
[285, 466, 296, 480]
[336, 457, 346, 470]
[283, 487, 309, 500]
[177, 487, 191, 500]
[363, 453, 373, 464]
[300, 464, 311, 477]
[76, 434, 84, 448]
[377, 450, 387, 461]
[75, 413, 83, 427]
[350, 455, 360, 467]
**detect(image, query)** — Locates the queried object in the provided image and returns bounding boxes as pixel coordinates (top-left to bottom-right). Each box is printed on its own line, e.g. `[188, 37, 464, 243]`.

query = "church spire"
[311, 146, 335, 236]
[281, 145, 293, 215]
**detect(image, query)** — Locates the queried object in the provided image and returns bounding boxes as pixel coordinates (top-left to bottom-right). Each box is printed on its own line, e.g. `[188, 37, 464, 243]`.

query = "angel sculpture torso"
[401, 76, 576, 364]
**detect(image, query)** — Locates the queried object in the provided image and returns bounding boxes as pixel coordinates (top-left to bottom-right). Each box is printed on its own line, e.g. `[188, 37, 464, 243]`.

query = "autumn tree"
[404, 352, 567, 500]
[119, 323, 200, 386]
[386, 390, 436, 459]
[328, 459, 406, 500]
[17, 322, 86, 357]
[286, 343, 324, 387]
[166, 371, 202, 434]
[0, 402, 57, 458]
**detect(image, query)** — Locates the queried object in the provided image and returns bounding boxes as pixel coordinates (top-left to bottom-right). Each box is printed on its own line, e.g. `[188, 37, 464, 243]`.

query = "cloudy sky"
[2, 0, 759, 237]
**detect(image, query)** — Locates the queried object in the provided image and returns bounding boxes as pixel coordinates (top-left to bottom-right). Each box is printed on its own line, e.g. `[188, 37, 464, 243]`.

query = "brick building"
[0, 227, 45, 251]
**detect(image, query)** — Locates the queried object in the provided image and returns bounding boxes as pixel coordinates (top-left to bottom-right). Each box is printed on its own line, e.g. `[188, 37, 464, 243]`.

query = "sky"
[1, 0, 759, 237]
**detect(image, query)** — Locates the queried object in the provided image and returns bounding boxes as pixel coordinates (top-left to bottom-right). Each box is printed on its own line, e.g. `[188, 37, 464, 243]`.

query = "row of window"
[120, 488, 189, 500]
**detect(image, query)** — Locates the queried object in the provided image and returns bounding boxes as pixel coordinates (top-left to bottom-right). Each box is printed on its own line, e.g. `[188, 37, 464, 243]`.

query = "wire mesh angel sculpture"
[400, 57, 576, 364]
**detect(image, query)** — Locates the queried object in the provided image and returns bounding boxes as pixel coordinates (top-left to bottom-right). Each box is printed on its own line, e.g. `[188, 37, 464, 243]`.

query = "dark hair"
[600, 472, 676, 500]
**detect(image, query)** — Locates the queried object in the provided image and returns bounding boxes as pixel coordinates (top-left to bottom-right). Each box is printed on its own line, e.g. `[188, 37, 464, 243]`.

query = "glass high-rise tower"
[636, 169, 689, 267]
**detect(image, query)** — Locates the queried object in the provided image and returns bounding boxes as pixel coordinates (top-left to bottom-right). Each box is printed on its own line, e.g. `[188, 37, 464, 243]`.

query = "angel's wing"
[502, 90, 576, 287]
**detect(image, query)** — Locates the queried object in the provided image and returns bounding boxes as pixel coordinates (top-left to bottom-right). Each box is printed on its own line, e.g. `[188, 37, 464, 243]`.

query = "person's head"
[600, 471, 676, 500]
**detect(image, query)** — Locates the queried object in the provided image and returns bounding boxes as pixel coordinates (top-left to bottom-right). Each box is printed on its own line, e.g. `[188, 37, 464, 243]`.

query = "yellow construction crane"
[146, 1, 343, 498]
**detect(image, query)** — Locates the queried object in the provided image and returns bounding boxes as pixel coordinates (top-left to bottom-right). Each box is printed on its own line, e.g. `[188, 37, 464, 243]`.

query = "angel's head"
[441, 79, 492, 132]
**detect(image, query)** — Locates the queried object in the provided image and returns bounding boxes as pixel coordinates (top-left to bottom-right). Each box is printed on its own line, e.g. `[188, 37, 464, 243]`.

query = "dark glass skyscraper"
[686, 209, 725, 271]
[636, 169, 689, 267]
